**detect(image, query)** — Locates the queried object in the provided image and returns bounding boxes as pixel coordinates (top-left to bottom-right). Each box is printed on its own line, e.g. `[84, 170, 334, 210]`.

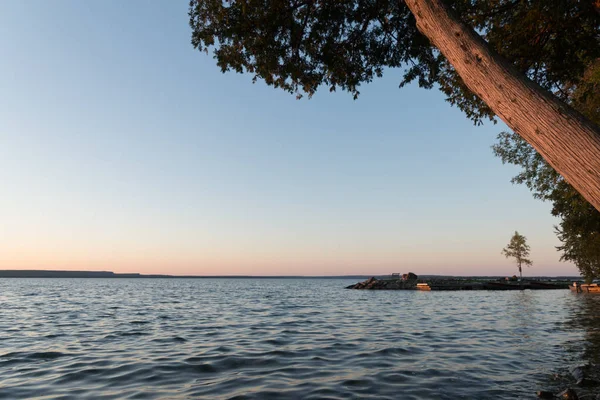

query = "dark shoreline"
[347, 276, 577, 291]
[0, 270, 361, 279]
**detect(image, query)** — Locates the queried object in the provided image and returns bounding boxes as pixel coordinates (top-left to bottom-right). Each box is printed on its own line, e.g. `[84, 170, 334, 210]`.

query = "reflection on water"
[567, 295, 600, 364]
[533, 292, 600, 397]
[0, 278, 598, 399]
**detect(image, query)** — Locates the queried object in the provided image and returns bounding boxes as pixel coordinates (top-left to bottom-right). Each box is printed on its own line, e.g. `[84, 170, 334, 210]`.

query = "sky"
[0, 1, 579, 276]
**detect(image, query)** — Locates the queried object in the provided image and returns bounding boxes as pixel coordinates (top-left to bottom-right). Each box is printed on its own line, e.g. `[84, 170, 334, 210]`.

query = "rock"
[348, 277, 378, 290]
[536, 391, 554, 399]
[402, 272, 418, 281]
[571, 366, 586, 385]
[557, 388, 579, 400]
[347, 274, 420, 290]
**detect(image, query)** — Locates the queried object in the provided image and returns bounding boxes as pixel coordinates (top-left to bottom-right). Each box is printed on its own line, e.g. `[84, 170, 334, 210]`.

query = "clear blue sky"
[0, 1, 577, 276]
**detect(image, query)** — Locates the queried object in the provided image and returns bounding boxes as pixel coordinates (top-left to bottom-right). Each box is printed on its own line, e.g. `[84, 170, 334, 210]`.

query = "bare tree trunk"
[404, 0, 600, 212]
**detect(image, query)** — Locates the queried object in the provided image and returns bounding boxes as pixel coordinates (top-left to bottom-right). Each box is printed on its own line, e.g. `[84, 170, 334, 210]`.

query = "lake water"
[0, 278, 598, 399]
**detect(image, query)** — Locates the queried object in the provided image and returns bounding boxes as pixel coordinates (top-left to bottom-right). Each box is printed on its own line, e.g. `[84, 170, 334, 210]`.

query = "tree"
[556, 228, 600, 284]
[493, 61, 600, 283]
[502, 231, 532, 281]
[189, 0, 600, 211]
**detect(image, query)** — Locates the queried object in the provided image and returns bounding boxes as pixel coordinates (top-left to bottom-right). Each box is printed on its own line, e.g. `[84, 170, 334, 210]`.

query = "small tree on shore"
[502, 231, 532, 281]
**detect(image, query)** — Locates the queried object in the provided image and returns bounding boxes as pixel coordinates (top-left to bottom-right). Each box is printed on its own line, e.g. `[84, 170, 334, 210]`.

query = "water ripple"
[0, 278, 597, 399]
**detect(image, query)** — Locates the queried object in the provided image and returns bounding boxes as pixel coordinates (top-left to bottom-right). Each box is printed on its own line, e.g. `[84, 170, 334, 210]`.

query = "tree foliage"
[493, 61, 600, 282]
[502, 231, 532, 279]
[189, 0, 600, 124]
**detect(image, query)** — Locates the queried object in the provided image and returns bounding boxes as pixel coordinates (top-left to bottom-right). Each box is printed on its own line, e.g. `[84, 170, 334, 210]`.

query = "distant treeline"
[0, 270, 374, 279]
[0, 270, 169, 278]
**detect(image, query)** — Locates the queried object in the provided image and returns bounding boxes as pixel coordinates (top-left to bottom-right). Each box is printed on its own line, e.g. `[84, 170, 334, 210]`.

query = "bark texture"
[405, 0, 600, 212]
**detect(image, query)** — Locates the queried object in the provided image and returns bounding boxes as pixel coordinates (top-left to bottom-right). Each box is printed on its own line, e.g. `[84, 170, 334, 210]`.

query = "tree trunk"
[404, 0, 600, 212]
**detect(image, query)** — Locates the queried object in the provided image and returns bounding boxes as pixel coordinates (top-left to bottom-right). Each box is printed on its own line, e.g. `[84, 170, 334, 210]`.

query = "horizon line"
[0, 269, 582, 279]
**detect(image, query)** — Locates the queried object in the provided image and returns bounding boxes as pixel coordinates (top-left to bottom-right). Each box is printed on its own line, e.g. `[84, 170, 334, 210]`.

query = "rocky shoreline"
[346, 274, 419, 290]
[536, 364, 600, 399]
[346, 273, 570, 291]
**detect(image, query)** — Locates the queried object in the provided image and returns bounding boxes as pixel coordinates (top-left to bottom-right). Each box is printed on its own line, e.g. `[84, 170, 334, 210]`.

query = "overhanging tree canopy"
[189, 0, 600, 210]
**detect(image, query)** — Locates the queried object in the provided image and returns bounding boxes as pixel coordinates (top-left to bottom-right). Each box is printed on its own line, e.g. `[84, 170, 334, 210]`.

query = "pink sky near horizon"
[1, 239, 579, 277]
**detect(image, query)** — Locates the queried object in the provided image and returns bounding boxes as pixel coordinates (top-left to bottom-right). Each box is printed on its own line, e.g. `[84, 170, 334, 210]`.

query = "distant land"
[0, 270, 373, 279]
[0, 270, 581, 280]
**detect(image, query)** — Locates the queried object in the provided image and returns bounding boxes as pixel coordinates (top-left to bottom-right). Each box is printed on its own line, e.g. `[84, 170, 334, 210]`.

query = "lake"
[0, 278, 598, 399]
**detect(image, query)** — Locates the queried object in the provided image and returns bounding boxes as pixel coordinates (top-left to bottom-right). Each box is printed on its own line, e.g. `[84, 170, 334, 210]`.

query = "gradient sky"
[0, 1, 578, 276]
